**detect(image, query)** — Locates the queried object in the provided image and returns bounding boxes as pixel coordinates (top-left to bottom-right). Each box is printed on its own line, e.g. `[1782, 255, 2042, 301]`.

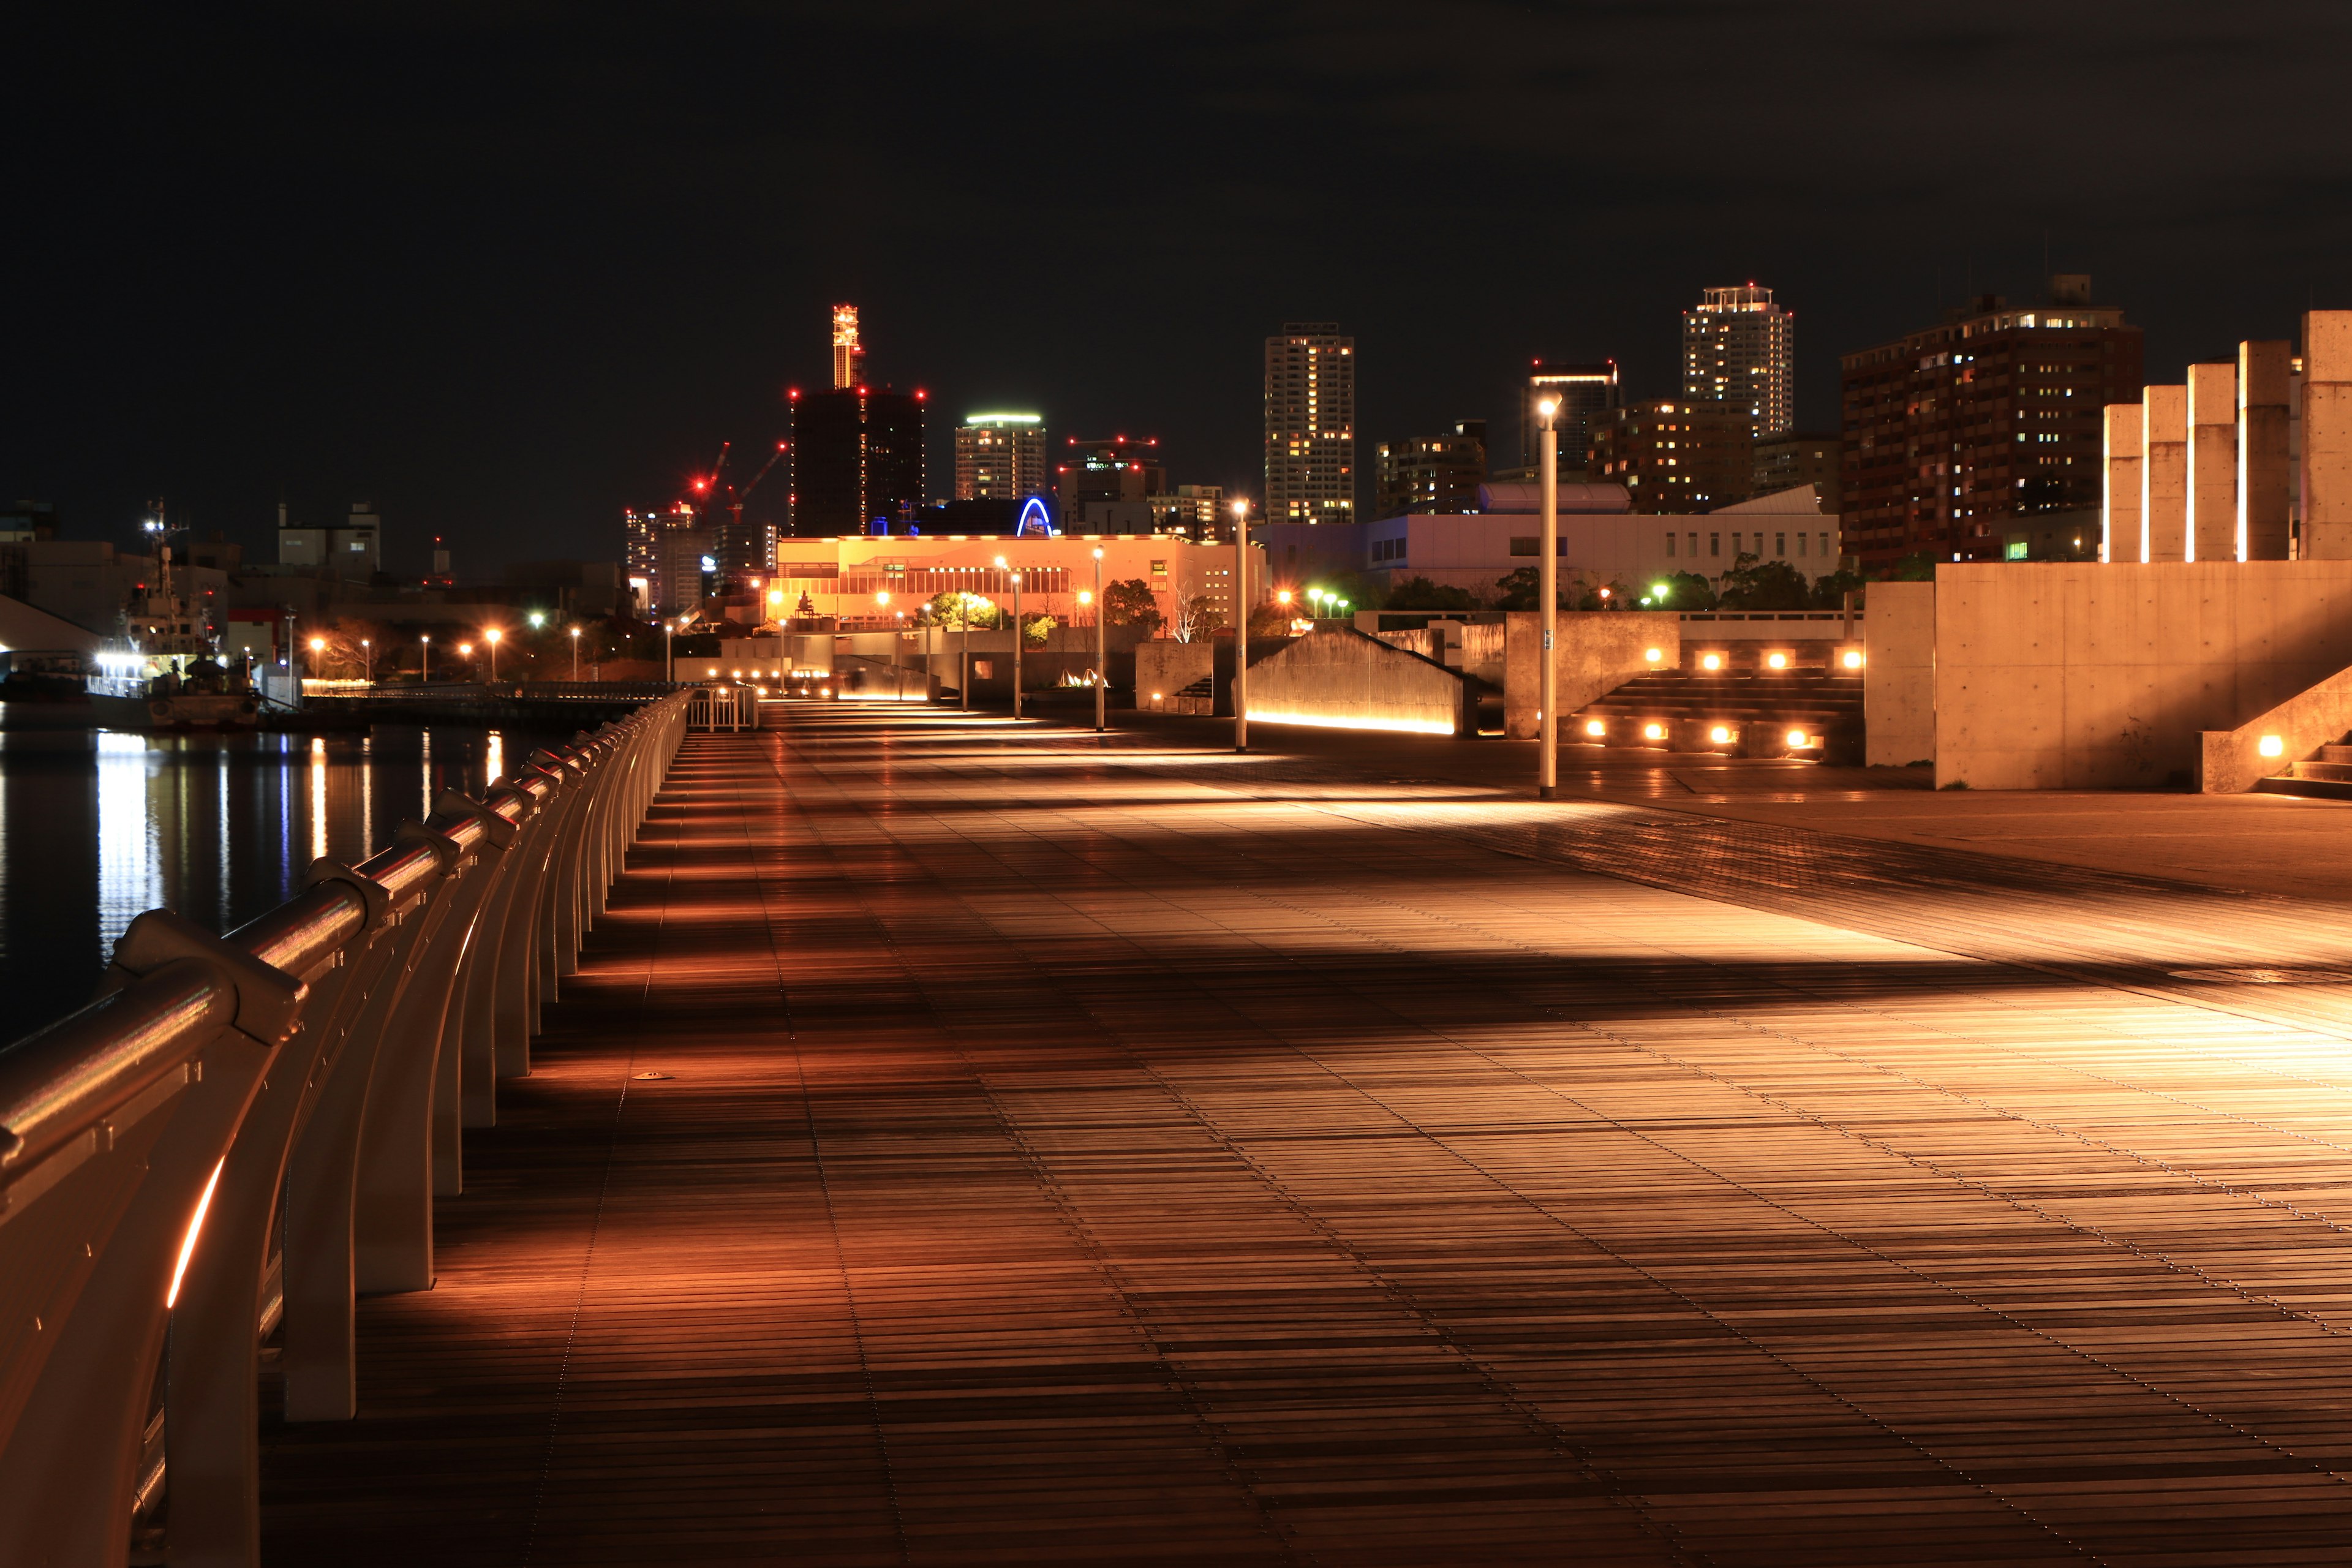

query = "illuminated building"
[763, 532, 1243, 630]
[955, 413, 1049, 502]
[1683, 285, 1794, 439]
[1374, 421, 1485, 520]
[1591, 401, 1754, 513]
[1840, 277, 2141, 568]
[790, 385, 926, 538]
[1518, 363, 1619, 476]
[629, 503, 711, 613]
[1148, 484, 1227, 541]
[1264, 322, 1355, 524]
[831, 304, 862, 389]
[1058, 435, 1164, 530]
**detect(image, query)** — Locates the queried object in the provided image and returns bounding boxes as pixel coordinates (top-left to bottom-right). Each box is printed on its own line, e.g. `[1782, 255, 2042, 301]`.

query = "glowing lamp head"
[876, 591, 891, 606]
[1766, 652, 1788, 669]
[2260, 734, 2286, 758]
[485, 628, 502, 644]
[1092, 546, 1104, 559]
[1651, 582, 1670, 600]
[307, 638, 324, 652]
[768, 588, 785, 606]
[569, 627, 580, 639]
[993, 554, 1008, 568]
[1232, 499, 1248, 519]
[1842, 650, 1864, 669]
[459, 643, 473, 655]
[1700, 652, 1722, 671]
[1276, 590, 1292, 605]
[1537, 397, 1559, 420]
[1709, 725, 1734, 745]
[1077, 590, 1092, 605]
[1584, 719, 1606, 737]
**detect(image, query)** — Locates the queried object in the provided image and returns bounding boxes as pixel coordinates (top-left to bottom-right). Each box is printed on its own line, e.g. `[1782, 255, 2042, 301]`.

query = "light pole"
[485, 626, 502, 682]
[995, 555, 1023, 720]
[360, 638, 371, 685]
[664, 620, 675, 684]
[1091, 546, 1106, 732]
[1232, 497, 1250, 753]
[1538, 394, 1559, 801]
[308, 637, 325, 688]
[421, 633, 431, 684]
[570, 625, 581, 680]
[960, 596, 973, 712]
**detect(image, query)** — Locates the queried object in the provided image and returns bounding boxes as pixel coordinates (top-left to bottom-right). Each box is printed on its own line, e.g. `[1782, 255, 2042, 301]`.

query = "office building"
[1683, 285, 1794, 439]
[1058, 435, 1165, 530]
[1520, 361, 1620, 475]
[276, 502, 380, 581]
[1754, 432, 1844, 512]
[1374, 420, 1486, 519]
[955, 413, 1049, 502]
[1841, 276, 2143, 569]
[1264, 322, 1355, 524]
[1148, 484, 1227, 541]
[1590, 400, 1754, 513]
[790, 385, 927, 537]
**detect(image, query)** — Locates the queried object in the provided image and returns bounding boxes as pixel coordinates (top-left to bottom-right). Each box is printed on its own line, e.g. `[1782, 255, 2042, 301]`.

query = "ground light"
[1700, 653, 1722, 671]
[1842, 650, 1864, 669]
[1710, 725, 1734, 745]
[1645, 647, 1662, 663]
[1766, 652, 1787, 669]
[1643, 722, 1665, 741]
[1787, 729, 1809, 748]
[1584, 720, 1606, 737]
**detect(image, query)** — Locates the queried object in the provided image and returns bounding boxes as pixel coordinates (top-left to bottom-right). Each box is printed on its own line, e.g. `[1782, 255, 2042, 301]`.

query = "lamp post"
[1091, 546, 1106, 732]
[485, 626, 502, 682]
[1232, 497, 1250, 753]
[421, 633, 431, 684]
[663, 620, 674, 684]
[960, 597, 972, 712]
[307, 637, 325, 689]
[1010, 570, 1024, 719]
[570, 625, 581, 680]
[360, 638, 371, 685]
[1538, 395, 1559, 801]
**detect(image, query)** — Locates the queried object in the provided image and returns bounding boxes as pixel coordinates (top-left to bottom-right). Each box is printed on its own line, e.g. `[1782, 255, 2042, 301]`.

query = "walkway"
[262, 705, 2352, 1564]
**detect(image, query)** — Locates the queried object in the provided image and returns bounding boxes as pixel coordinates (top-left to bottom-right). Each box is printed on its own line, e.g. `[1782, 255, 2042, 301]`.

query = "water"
[0, 723, 565, 1039]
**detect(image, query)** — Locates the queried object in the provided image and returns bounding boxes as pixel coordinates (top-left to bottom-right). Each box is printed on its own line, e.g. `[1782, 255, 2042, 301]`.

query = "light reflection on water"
[0, 723, 562, 1039]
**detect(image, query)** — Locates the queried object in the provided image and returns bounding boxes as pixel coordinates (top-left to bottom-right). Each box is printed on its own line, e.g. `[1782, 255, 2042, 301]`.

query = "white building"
[762, 533, 1262, 634]
[954, 413, 1049, 501]
[1264, 322, 1355, 525]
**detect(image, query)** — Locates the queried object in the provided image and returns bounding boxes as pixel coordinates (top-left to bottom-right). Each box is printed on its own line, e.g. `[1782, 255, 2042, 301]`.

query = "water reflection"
[0, 723, 562, 1038]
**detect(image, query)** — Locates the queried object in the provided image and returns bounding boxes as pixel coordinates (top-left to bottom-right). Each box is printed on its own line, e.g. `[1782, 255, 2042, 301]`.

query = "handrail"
[0, 689, 693, 1565]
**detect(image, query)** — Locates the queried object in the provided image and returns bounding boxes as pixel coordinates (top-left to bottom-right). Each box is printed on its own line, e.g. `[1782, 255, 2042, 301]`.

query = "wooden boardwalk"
[261, 706, 2352, 1564]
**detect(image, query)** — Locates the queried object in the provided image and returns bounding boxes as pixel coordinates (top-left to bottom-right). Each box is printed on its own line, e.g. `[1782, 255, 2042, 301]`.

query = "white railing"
[0, 691, 690, 1566]
[686, 683, 759, 731]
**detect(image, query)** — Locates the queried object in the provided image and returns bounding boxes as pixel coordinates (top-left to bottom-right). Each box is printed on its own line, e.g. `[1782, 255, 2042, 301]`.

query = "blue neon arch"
[1016, 497, 1055, 537]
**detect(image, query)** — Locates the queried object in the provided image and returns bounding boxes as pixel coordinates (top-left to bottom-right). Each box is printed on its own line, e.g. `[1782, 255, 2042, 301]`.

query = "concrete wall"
[1136, 639, 1213, 706]
[2187, 363, 2237, 562]
[2241, 340, 2294, 560]
[2201, 663, 2352, 793]
[2141, 385, 2188, 562]
[2304, 311, 2352, 559]
[1934, 561, 2352, 789]
[1863, 581, 1936, 766]
[1502, 611, 1680, 739]
[1244, 626, 1469, 736]
[2103, 404, 2141, 562]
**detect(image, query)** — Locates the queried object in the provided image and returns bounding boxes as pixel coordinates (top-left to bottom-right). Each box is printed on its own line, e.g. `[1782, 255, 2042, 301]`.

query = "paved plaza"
[263, 704, 2352, 1564]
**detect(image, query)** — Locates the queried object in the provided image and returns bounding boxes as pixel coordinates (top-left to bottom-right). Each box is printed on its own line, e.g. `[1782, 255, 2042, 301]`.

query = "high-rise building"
[1374, 420, 1486, 519]
[1683, 285, 1794, 439]
[1521, 361, 1620, 475]
[790, 385, 927, 537]
[1148, 484, 1227, 541]
[832, 304, 863, 389]
[1058, 435, 1165, 530]
[1590, 400, 1754, 514]
[628, 502, 710, 613]
[1752, 432, 1844, 510]
[1264, 322, 1355, 524]
[956, 413, 1049, 502]
[1840, 277, 2142, 569]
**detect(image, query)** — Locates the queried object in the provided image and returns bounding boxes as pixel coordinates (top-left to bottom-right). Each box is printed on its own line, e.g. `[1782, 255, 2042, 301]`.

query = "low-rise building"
[764, 533, 1261, 635]
[1373, 421, 1486, 519]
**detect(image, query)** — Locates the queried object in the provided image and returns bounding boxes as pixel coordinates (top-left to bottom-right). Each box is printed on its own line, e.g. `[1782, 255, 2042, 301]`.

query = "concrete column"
[2240, 339, 2293, 560]
[2140, 385, 2188, 562]
[2102, 403, 2142, 562]
[2301, 310, 2352, 557]
[2186, 362, 2237, 561]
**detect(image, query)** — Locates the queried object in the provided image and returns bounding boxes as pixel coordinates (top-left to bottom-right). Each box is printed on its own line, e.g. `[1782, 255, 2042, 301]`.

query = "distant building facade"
[1839, 277, 2143, 569]
[1591, 400, 1754, 513]
[1058, 435, 1165, 531]
[1148, 484, 1227, 542]
[789, 385, 927, 537]
[1683, 285, 1793, 439]
[1519, 361, 1620, 476]
[1754, 432, 1844, 513]
[1264, 322, 1356, 524]
[955, 413, 1049, 502]
[276, 502, 381, 580]
[1373, 420, 1486, 519]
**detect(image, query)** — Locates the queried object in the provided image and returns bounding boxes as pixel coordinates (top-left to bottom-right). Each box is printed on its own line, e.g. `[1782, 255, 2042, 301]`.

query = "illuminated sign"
[1016, 497, 1055, 537]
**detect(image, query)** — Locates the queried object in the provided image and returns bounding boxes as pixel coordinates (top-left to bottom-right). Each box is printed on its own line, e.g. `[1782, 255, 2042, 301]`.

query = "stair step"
[2255, 775, 2352, 802]
[2317, 745, 2352, 763]
[2293, 760, 2352, 782]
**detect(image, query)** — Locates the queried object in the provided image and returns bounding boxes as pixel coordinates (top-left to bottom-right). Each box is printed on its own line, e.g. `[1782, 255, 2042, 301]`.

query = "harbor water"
[0, 723, 565, 1038]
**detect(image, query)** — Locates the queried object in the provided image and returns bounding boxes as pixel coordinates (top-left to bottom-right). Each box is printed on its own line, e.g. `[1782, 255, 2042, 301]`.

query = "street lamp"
[1538, 394, 1560, 801]
[570, 625, 581, 680]
[1232, 497, 1250, 753]
[307, 636, 325, 684]
[663, 620, 675, 684]
[484, 627, 502, 681]
[360, 638, 371, 684]
[421, 633, 431, 684]
[1091, 546, 1105, 732]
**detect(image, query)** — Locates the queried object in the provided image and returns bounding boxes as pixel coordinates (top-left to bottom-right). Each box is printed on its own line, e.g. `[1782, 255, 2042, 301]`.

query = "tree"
[1384, 575, 1477, 611]
[1643, 571, 1717, 611]
[1881, 552, 1939, 582]
[1101, 578, 1164, 631]
[1715, 554, 1812, 611]
[1809, 569, 1866, 608]
[1020, 612, 1057, 644]
[925, 589, 998, 628]
[1171, 594, 1221, 643]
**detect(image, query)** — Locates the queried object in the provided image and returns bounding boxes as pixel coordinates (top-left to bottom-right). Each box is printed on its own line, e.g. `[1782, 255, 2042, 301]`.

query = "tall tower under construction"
[832, 304, 863, 389]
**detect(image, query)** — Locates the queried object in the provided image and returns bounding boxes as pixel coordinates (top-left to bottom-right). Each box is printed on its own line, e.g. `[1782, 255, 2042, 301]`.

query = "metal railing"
[686, 683, 759, 731]
[0, 690, 690, 1566]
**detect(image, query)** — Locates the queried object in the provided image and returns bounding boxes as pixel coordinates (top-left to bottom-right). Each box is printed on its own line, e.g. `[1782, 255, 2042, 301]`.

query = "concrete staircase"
[1567, 668, 1863, 760]
[2253, 739, 2352, 801]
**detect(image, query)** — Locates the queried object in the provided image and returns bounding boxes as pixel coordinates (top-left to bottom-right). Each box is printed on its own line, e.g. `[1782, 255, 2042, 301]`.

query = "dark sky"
[9, 1, 2351, 573]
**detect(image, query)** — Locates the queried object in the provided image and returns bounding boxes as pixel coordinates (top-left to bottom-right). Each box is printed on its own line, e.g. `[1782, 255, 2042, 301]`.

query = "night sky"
[9, 2, 2351, 575]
